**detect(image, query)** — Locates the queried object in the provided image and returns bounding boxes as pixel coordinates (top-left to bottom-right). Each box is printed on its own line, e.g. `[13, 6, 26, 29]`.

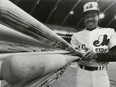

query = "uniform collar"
[86, 26, 99, 31]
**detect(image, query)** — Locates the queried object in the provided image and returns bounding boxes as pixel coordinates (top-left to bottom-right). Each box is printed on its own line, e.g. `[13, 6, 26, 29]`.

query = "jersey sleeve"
[70, 33, 80, 49]
[96, 46, 116, 62]
[109, 29, 116, 49]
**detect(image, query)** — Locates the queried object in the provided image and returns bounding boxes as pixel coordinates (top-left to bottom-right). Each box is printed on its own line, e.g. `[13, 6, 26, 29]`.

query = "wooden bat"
[1, 51, 79, 86]
[0, 0, 83, 86]
[0, 24, 54, 49]
[0, 0, 82, 56]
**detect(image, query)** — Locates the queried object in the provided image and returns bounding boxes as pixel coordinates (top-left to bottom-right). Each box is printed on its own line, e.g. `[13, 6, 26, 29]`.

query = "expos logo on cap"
[83, 2, 99, 13]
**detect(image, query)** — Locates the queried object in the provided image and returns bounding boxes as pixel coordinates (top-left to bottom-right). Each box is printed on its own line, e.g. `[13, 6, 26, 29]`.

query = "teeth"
[88, 21, 94, 23]
[89, 22, 93, 24]
[88, 22, 94, 26]
[88, 22, 93, 24]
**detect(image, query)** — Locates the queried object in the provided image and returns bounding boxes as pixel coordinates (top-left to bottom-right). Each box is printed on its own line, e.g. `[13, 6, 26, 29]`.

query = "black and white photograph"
[0, 0, 116, 87]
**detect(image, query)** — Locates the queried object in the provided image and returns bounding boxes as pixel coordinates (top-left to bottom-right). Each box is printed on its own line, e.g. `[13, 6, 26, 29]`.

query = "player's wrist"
[94, 53, 98, 59]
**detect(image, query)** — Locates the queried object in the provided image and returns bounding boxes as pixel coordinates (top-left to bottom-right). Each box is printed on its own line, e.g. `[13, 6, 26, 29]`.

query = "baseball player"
[71, 2, 116, 87]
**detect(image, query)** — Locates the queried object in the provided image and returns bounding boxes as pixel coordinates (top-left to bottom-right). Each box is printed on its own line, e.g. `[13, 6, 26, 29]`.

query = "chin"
[87, 25, 96, 30]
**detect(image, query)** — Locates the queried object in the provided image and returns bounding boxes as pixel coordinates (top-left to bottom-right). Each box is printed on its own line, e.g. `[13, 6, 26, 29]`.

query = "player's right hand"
[83, 47, 98, 61]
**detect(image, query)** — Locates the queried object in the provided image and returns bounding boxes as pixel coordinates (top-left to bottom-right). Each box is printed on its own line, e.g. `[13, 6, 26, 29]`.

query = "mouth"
[87, 21, 95, 26]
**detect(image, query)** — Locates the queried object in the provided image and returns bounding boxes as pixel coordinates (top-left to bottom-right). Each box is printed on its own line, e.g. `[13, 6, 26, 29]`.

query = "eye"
[92, 15, 96, 17]
[92, 14, 97, 17]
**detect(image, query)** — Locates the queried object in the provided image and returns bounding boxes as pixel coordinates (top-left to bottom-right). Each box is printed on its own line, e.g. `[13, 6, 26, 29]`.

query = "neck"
[86, 26, 97, 31]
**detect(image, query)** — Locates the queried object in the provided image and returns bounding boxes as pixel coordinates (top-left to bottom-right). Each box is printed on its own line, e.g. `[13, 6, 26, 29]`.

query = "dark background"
[10, 0, 116, 31]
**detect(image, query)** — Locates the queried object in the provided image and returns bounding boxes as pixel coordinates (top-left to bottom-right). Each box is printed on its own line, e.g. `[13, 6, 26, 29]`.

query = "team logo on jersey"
[93, 34, 109, 53]
[93, 34, 109, 47]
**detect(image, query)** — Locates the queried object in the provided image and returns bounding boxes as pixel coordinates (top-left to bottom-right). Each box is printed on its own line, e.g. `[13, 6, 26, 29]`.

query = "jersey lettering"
[95, 48, 108, 53]
[93, 34, 110, 47]
[78, 44, 86, 51]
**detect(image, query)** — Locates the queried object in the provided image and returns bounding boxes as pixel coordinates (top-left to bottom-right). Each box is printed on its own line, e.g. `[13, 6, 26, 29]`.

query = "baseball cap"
[83, 2, 100, 16]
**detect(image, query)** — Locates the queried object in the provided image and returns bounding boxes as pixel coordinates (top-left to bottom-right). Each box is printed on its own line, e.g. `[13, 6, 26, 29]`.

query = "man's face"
[84, 11, 99, 30]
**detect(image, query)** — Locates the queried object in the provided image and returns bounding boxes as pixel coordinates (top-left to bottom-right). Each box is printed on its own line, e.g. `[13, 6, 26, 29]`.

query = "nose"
[88, 16, 93, 20]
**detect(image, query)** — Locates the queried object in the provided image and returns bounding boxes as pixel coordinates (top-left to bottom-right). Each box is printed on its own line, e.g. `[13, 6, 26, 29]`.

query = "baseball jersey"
[71, 27, 116, 66]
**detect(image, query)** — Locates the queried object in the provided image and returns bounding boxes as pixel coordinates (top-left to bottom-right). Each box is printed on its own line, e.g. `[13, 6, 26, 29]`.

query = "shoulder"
[72, 32, 81, 39]
[72, 29, 86, 37]
[98, 27, 115, 32]
[98, 27, 115, 31]
[71, 33, 77, 40]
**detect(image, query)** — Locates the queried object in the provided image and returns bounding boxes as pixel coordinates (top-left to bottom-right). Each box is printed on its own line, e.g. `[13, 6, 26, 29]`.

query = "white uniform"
[71, 27, 116, 87]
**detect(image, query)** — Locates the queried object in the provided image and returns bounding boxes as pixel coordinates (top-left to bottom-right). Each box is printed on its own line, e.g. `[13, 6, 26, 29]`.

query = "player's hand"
[83, 47, 97, 61]
[68, 46, 84, 58]
[71, 48, 84, 57]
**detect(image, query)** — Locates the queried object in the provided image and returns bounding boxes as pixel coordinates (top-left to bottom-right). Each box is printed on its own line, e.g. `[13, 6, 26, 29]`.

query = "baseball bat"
[0, 24, 54, 49]
[0, 0, 82, 86]
[0, 0, 82, 56]
[1, 51, 79, 84]
[10, 66, 68, 87]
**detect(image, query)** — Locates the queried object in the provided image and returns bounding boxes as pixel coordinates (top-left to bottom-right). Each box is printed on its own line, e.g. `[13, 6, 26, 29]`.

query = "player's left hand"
[83, 47, 97, 61]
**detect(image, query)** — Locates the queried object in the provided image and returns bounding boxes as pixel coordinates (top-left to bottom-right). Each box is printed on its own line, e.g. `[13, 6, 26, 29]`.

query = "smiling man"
[71, 2, 116, 87]
[84, 10, 99, 30]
